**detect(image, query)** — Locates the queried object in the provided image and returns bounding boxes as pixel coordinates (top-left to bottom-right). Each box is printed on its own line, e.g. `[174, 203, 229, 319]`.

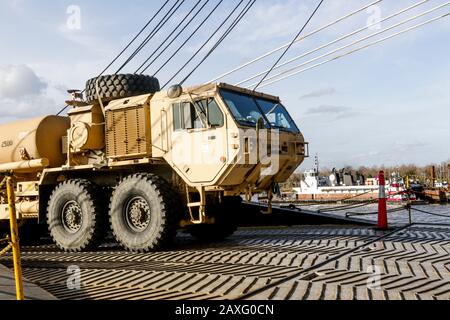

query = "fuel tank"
[0, 116, 70, 168]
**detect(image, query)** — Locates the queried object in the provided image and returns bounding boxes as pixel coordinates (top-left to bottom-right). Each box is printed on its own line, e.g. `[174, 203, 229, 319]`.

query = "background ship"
[292, 156, 416, 203]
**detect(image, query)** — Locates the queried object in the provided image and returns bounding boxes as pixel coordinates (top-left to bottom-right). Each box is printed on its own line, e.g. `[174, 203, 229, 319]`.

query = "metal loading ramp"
[1, 223, 448, 300]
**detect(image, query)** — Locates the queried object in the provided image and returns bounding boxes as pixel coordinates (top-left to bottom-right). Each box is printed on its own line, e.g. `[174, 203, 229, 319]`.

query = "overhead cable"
[116, 0, 186, 74]
[56, 0, 172, 116]
[143, 0, 225, 76]
[253, 12, 449, 89]
[209, 0, 383, 82]
[134, 0, 209, 74]
[177, 0, 257, 87]
[161, 0, 246, 88]
[253, 0, 325, 91]
[99, 0, 171, 77]
[247, 3, 449, 88]
[236, 0, 430, 86]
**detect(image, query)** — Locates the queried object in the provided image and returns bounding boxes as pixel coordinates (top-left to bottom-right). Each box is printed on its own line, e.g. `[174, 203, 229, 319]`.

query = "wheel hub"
[61, 201, 83, 233]
[125, 197, 151, 232]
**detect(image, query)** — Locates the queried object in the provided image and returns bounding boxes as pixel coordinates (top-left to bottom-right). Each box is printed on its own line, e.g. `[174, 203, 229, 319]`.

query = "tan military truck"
[0, 74, 308, 252]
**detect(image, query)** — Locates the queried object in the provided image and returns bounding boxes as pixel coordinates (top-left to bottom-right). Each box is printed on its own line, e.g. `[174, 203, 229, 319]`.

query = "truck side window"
[206, 99, 224, 127]
[172, 102, 193, 131]
[173, 98, 223, 131]
[197, 98, 224, 128]
[183, 102, 194, 129]
[173, 103, 183, 131]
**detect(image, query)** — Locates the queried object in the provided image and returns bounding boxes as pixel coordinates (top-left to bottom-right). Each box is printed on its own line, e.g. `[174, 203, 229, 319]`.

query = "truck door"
[170, 97, 228, 184]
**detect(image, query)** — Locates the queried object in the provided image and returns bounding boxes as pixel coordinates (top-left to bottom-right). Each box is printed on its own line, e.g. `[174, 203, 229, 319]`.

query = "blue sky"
[0, 0, 449, 170]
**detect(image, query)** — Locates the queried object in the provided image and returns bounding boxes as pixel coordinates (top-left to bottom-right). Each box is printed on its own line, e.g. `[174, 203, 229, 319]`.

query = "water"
[296, 203, 450, 226]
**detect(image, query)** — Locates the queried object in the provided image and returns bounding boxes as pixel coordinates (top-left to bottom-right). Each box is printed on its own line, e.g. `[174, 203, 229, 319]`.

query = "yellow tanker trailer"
[0, 74, 308, 252]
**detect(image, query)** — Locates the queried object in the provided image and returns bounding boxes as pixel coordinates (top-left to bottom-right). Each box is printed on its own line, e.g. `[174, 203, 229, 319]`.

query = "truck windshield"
[219, 89, 299, 132]
[254, 98, 299, 132]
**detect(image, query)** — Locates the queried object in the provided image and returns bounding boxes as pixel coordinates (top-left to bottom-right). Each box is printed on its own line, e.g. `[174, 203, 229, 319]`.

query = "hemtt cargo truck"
[0, 74, 307, 252]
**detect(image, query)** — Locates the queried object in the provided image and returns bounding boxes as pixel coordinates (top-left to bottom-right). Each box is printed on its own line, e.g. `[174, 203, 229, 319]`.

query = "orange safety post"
[378, 171, 388, 230]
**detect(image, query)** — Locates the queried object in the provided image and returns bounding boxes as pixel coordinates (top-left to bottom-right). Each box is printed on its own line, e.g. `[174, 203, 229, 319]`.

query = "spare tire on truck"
[85, 74, 160, 104]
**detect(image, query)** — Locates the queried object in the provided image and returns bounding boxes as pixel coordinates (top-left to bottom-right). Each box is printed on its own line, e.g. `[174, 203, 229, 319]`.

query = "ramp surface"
[1, 224, 448, 300]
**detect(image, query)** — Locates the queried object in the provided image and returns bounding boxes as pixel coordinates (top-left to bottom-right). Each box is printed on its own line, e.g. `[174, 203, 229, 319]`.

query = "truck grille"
[106, 106, 148, 160]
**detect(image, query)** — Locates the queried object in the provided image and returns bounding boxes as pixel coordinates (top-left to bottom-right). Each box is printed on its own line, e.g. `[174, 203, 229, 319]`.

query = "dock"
[0, 204, 448, 301]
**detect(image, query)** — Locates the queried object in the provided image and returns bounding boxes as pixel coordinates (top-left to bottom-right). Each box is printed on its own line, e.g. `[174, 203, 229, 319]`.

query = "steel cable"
[100, 0, 171, 77]
[177, 0, 256, 87]
[346, 206, 406, 217]
[116, 0, 186, 74]
[253, 0, 324, 91]
[410, 207, 450, 218]
[55, 0, 172, 116]
[134, 0, 208, 74]
[317, 199, 379, 213]
[294, 189, 376, 207]
[254, 11, 450, 88]
[306, 190, 411, 213]
[209, 0, 383, 83]
[238, 225, 412, 300]
[161, 0, 247, 89]
[142, 0, 225, 76]
[237, 0, 431, 86]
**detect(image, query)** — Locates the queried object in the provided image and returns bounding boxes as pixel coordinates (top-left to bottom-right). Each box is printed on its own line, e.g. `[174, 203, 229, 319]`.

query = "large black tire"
[85, 74, 160, 104]
[109, 173, 177, 253]
[47, 180, 106, 252]
[188, 197, 242, 242]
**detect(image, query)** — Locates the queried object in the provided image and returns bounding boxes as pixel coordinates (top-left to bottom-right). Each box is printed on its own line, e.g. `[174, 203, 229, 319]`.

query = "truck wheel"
[109, 173, 177, 253]
[188, 197, 241, 242]
[85, 74, 160, 104]
[47, 180, 105, 252]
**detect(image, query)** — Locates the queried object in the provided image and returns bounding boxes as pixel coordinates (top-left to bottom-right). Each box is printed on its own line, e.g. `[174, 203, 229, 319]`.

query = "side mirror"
[167, 84, 183, 99]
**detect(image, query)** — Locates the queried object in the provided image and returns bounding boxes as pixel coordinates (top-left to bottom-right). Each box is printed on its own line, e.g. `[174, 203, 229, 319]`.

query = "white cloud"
[0, 65, 59, 121]
[0, 96, 58, 120]
[299, 87, 336, 99]
[303, 104, 361, 121]
[0, 65, 47, 99]
[305, 104, 351, 115]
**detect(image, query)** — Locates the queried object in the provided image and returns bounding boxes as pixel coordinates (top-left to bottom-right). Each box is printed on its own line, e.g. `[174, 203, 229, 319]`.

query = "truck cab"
[152, 83, 307, 193]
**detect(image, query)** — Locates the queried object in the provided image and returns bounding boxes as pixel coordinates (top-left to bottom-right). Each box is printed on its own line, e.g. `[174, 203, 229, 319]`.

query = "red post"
[378, 171, 388, 230]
